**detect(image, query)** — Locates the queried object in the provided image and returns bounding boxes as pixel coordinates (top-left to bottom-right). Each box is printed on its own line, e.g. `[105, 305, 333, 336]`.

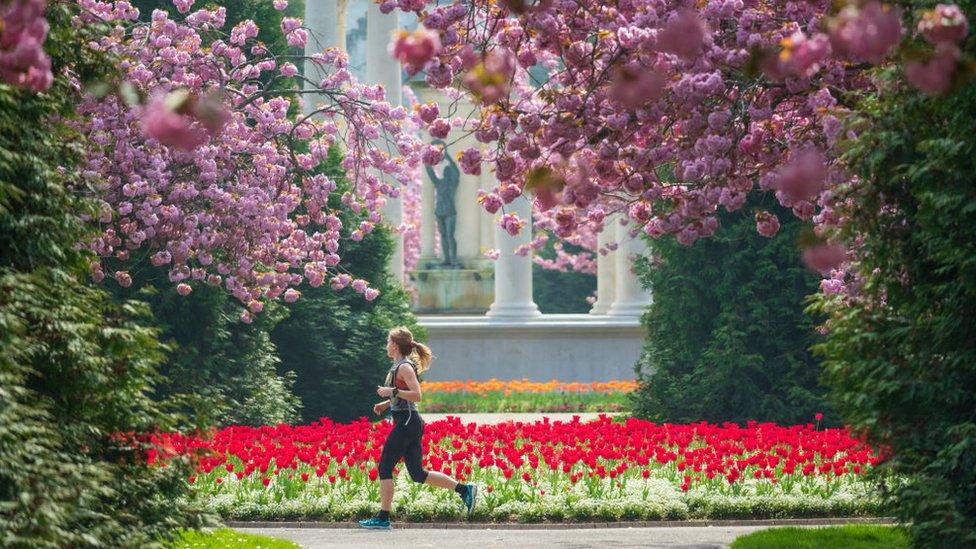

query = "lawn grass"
[421, 390, 630, 413]
[731, 524, 909, 549]
[167, 528, 300, 549]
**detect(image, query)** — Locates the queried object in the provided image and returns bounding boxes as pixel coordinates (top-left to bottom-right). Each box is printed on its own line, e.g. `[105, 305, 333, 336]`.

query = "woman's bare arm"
[394, 364, 423, 403]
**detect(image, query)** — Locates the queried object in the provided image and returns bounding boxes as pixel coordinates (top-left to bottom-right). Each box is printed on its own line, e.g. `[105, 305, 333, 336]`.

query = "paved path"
[420, 413, 621, 425]
[238, 525, 770, 548]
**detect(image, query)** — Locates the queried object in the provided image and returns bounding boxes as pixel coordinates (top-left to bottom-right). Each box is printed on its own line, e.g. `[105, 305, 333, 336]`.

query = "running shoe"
[461, 483, 478, 517]
[358, 516, 391, 530]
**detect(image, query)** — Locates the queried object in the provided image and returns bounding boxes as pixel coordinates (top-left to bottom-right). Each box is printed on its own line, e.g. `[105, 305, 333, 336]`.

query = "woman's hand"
[373, 401, 389, 415]
[376, 386, 393, 397]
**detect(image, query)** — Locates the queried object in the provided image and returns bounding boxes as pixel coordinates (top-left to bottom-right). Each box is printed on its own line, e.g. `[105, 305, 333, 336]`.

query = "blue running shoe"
[461, 483, 478, 517]
[358, 516, 391, 530]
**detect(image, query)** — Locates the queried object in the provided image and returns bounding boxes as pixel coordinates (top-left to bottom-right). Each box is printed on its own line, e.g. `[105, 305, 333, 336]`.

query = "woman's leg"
[401, 421, 456, 489]
[376, 423, 410, 511]
[424, 470, 459, 490]
[403, 421, 477, 515]
[380, 479, 394, 511]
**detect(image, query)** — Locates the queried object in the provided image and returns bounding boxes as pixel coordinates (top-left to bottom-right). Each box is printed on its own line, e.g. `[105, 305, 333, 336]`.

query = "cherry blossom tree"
[4, 0, 971, 306]
[387, 0, 970, 281]
[6, 0, 435, 315]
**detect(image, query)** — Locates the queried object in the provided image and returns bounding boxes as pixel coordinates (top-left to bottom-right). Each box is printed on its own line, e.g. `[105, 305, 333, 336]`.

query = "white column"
[487, 197, 540, 318]
[303, 0, 346, 116]
[607, 220, 652, 317]
[589, 219, 616, 315]
[366, 5, 404, 281]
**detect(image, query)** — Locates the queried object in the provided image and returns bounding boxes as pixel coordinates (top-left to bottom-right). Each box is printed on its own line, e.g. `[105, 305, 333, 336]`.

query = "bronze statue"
[425, 140, 460, 267]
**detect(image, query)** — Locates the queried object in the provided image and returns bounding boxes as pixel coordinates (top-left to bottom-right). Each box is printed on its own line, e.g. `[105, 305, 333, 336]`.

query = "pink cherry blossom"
[462, 49, 515, 104]
[0, 0, 53, 92]
[458, 148, 482, 175]
[283, 288, 300, 302]
[657, 9, 708, 60]
[421, 144, 445, 165]
[755, 211, 781, 238]
[69, 5, 426, 317]
[477, 191, 503, 214]
[773, 148, 828, 204]
[905, 44, 960, 95]
[498, 213, 525, 236]
[802, 242, 847, 274]
[390, 27, 441, 75]
[428, 118, 451, 138]
[281, 17, 308, 48]
[173, 0, 194, 14]
[917, 4, 968, 45]
[417, 102, 439, 124]
[141, 91, 212, 151]
[609, 64, 666, 110]
[828, 1, 903, 64]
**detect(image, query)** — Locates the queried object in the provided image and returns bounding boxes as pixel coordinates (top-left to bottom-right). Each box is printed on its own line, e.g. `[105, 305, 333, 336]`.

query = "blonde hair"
[389, 326, 433, 374]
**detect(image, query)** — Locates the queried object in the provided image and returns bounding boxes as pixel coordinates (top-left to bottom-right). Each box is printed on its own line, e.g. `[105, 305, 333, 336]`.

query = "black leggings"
[378, 411, 429, 483]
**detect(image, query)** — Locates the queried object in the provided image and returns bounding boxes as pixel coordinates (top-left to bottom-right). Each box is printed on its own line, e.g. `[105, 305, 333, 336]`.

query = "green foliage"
[0, 271, 209, 548]
[0, 7, 208, 546]
[631, 203, 831, 425]
[814, 29, 976, 546]
[730, 525, 909, 549]
[167, 529, 300, 549]
[532, 238, 597, 314]
[114, 278, 300, 427]
[272, 149, 421, 423]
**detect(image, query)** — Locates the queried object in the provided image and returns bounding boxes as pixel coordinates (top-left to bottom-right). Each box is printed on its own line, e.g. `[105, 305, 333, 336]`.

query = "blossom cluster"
[385, 0, 971, 283]
[0, 0, 52, 91]
[65, 1, 427, 312]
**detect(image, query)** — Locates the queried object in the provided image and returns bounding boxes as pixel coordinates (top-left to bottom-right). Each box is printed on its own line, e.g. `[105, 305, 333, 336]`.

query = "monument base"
[418, 314, 645, 382]
[409, 259, 494, 314]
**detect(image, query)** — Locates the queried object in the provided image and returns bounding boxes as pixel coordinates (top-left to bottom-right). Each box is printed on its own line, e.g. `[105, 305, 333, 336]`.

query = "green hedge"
[815, 10, 976, 545]
[0, 7, 208, 545]
[631, 202, 831, 425]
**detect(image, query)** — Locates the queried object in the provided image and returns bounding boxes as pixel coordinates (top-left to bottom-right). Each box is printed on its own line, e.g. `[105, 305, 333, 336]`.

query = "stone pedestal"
[420, 314, 643, 382]
[409, 260, 494, 314]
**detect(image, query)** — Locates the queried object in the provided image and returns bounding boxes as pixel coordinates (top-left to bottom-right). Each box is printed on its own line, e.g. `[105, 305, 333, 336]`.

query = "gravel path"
[236, 524, 768, 548]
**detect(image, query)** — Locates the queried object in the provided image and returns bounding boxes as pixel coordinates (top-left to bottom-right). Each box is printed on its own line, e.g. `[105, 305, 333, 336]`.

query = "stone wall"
[418, 315, 644, 382]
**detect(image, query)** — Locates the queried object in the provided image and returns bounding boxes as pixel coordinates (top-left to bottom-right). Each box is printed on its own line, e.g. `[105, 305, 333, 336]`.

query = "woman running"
[358, 326, 478, 529]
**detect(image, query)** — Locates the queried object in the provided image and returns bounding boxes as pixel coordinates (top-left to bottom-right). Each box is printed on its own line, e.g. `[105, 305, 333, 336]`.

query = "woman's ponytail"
[411, 340, 433, 374]
[389, 326, 434, 374]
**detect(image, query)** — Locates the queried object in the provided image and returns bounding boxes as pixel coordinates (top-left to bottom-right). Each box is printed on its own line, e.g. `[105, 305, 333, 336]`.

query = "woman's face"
[386, 337, 396, 359]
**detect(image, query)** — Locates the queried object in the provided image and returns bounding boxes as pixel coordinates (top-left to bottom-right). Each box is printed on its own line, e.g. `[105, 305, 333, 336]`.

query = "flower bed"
[420, 379, 637, 413]
[153, 416, 886, 522]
